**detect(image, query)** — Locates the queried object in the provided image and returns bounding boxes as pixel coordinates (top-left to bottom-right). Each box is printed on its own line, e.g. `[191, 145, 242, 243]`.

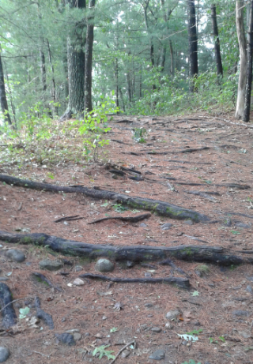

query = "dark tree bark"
[84, 0, 95, 113]
[169, 40, 174, 76]
[243, 0, 253, 122]
[235, 0, 247, 119]
[211, 4, 223, 77]
[188, 0, 198, 92]
[60, 0, 86, 120]
[0, 52, 12, 126]
[46, 39, 57, 115]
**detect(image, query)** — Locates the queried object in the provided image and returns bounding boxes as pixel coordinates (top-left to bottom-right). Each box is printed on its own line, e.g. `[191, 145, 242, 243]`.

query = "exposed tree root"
[0, 283, 17, 329]
[0, 230, 252, 266]
[0, 174, 210, 222]
[78, 273, 190, 289]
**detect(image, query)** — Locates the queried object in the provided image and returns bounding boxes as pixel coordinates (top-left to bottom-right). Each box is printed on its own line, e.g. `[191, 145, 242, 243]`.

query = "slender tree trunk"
[211, 4, 223, 77]
[0, 52, 12, 126]
[119, 88, 125, 112]
[243, 0, 253, 122]
[188, 0, 198, 92]
[4, 66, 16, 127]
[160, 46, 166, 72]
[84, 0, 95, 113]
[46, 39, 57, 114]
[60, 0, 86, 120]
[169, 40, 174, 76]
[126, 72, 132, 103]
[235, 0, 247, 119]
[115, 58, 119, 109]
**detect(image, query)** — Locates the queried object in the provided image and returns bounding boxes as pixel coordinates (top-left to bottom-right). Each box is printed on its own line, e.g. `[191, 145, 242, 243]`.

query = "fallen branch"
[0, 230, 252, 265]
[31, 272, 62, 292]
[34, 296, 54, 329]
[88, 213, 151, 224]
[79, 273, 190, 289]
[0, 174, 210, 222]
[111, 340, 136, 364]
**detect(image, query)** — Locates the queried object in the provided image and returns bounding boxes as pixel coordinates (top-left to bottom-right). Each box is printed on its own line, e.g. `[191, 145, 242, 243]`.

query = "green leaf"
[92, 345, 115, 360]
[191, 291, 199, 296]
[110, 327, 118, 333]
[230, 230, 240, 235]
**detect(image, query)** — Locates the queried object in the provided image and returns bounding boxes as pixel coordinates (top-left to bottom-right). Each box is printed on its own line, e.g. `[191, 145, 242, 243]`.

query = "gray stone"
[55, 333, 76, 346]
[74, 265, 83, 272]
[232, 310, 250, 317]
[246, 285, 253, 294]
[95, 259, 114, 273]
[161, 223, 173, 230]
[166, 309, 181, 320]
[139, 223, 147, 227]
[5, 249, 25, 263]
[149, 349, 165, 360]
[234, 222, 251, 229]
[39, 259, 63, 271]
[121, 350, 130, 358]
[0, 347, 10, 363]
[238, 330, 251, 339]
[151, 327, 162, 333]
[73, 333, 82, 341]
[184, 220, 193, 225]
[145, 303, 154, 308]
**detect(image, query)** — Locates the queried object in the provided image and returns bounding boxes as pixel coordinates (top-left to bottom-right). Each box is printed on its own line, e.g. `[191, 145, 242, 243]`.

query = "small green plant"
[133, 127, 147, 143]
[92, 345, 115, 360]
[178, 334, 198, 342]
[70, 94, 120, 161]
[186, 329, 203, 335]
[181, 360, 201, 364]
[110, 327, 118, 333]
[112, 203, 128, 212]
[191, 290, 199, 296]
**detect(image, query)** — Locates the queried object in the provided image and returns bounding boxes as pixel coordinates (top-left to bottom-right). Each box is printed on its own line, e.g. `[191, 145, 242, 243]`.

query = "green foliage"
[181, 360, 201, 364]
[19, 307, 30, 319]
[112, 203, 128, 213]
[133, 127, 147, 143]
[70, 96, 120, 161]
[186, 329, 203, 335]
[92, 345, 115, 360]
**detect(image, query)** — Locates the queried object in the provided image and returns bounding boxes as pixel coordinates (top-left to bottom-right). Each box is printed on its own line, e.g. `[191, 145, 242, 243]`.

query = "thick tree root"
[0, 230, 252, 266]
[0, 283, 17, 328]
[79, 273, 190, 289]
[0, 174, 210, 222]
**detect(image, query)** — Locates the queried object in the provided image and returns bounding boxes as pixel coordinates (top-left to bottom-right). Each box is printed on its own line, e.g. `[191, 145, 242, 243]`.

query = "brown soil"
[0, 112, 253, 364]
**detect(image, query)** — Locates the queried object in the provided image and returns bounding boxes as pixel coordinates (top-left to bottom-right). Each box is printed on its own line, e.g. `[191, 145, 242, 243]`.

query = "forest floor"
[0, 112, 253, 364]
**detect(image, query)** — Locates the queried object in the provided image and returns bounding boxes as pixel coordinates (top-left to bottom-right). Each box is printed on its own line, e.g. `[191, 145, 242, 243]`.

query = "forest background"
[0, 0, 252, 137]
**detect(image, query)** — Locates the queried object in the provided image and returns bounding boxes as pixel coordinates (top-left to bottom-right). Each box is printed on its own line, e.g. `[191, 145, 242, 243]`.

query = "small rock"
[121, 350, 130, 358]
[149, 349, 165, 360]
[234, 222, 251, 229]
[55, 333, 76, 346]
[39, 259, 63, 271]
[73, 333, 82, 341]
[74, 265, 83, 272]
[161, 223, 173, 230]
[151, 327, 162, 333]
[184, 220, 193, 225]
[5, 249, 25, 263]
[246, 285, 253, 294]
[66, 329, 80, 333]
[145, 303, 154, 308]
[139, 223, 147, 227]
[165, 322, 174, 329]
[95, 259, 114, 273]
[0, 347, 10, 363]
[95, 333, 103, 338]
[238, 330, 251, 339]
[145, 272, 152, 278]
[232, 310, 250, 317]
[166, 309, 181, 320]
[73, 278, 85, 286]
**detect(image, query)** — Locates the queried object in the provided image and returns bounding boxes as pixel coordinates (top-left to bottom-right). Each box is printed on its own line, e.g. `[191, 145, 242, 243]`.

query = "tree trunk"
[211, 4, 223, 77]
[188, 0, 198, 92]
[243, 0, 253, 122]
[46, 39, 57, 115]
[235, 0, 247, 119]
[60, 0, 86, 120]
[169, 40, 174, 76]
[0, 52, 12, 126]
[84, 0, 95, 113]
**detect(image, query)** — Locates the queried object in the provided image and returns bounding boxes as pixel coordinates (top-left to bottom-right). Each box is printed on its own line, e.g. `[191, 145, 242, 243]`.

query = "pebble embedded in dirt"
[121, 350, 130, 358]
[55, 333, 76, 346]
[0, 347, 10, 363]
[151, 327, 162, 333]
[166, 309, 181, 320]
[39, 259, 63, 271]
[73, 278, 85, 286]
[232, 310, 250, 317]
[246, 285, 253, 294]
[95, 258, 114, 272]
[149, 349, 165, 360]
[74, 265, 83, 272]
[234, 221, 251, 229]
[5, 249, 25, 263]
[161, 223, 173, 230]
